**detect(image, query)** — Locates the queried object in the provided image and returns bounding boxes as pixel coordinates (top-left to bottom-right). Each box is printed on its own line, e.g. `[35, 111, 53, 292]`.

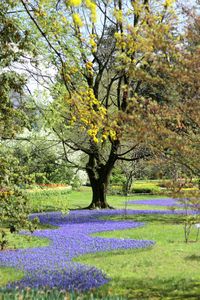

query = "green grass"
[0, 288, 126, 300]
[51, 186, 166, 210]
[75, 213, 200, 299]
[0, 268, 24, 287]
[27, 185, 167, 211]
[27, 187, 70, 212]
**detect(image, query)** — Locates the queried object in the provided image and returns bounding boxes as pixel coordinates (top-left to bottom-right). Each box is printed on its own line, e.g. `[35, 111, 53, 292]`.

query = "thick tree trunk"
[85, 155, 116, 209]
[86, 178, 113, 209]
[84, 139, 119, 209]
[86, 170, 113, 209]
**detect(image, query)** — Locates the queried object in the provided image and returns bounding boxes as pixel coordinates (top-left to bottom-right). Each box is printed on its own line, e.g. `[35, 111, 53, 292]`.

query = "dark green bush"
[131, 188, 153, 194]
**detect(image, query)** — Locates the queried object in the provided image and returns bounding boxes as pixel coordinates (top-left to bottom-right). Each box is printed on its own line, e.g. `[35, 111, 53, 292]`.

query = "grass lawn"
[0, 228, 50, 251]
[0, 267, 24, 287]
[1, 184, 200, 299]
[28, 185, 167, 211]
[76, 214, 200, 299]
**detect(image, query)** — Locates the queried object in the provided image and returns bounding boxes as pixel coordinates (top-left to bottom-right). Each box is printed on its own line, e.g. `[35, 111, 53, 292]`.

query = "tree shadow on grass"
[111, 277, 200, 300]
[185, 254, 200, 262]
[109, 214, 185, 225]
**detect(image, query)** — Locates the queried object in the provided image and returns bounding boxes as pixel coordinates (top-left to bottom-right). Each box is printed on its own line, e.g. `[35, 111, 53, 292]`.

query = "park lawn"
[27, 187, 70, 212]
[0, 227, 50, 251]
[0, 267, 24, 287]
[2, 186, 199, 298]
[75, 213, 200, 299]
[28, 185, 167, 212]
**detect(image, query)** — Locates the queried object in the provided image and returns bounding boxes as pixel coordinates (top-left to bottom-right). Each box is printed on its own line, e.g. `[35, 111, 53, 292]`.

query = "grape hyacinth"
[126, 198, 180, 207]
[0, 208, 196, 291]
[0, 209, 154, 291]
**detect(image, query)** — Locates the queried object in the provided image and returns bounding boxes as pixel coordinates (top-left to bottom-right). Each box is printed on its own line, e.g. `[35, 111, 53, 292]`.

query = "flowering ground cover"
[127, 198, 180, 207]
[1, 208, 200, 298]
[0, 210, 155, 291]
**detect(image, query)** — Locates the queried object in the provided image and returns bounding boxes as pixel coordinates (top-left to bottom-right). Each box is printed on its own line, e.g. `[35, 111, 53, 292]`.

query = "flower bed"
[0, 210, 154, 291]
[126, 198, 180, 207]
[1, 208, 198, 291]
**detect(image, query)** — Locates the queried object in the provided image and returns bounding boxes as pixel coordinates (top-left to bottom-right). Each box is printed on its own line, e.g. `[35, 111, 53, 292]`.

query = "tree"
[12, 133, 75, 184]
[149, 3, 200, 183]
[15, 0, 183, 208]
[110, 150, 150, 196]
[0, 1, 37, 243]
[171, 5, 200, 180]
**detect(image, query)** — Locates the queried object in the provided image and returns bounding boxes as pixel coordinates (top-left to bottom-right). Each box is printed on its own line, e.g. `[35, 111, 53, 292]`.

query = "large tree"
[172, 5, 200, 179]
[148, 3, 200, 183]
[15, 0, 183, 208]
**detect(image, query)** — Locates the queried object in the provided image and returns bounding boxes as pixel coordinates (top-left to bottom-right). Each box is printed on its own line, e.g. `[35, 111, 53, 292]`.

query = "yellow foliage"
[86, 61, 93, 70]
[70, 115, 77, 125]
[89, 34, 97, 52]
[164, 0, 175, 7]
[67, 0, 82, 6]
[61, 16, 68, 24]
[65, 87, 109, 143]
[39, 0, 49, 5]
[109, 130, 117, 141]
[114, 9, 123, 23]
[85, 0, 97, 23]
[93, 137, 99, 143]
[72, 13, 83, 27]
[87, 128, 98, 142]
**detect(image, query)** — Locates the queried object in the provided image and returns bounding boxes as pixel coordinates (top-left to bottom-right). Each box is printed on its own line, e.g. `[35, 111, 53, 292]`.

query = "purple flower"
[126, 198, 180, 207]
[1, 208, 198, 291]
[0, 210, 154, 291]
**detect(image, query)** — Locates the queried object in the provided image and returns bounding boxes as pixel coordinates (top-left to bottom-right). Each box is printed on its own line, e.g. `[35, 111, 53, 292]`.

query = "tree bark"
[85, 151, 117, 209]
[85, 166, 114, 209]
[86, 178, 113, 209]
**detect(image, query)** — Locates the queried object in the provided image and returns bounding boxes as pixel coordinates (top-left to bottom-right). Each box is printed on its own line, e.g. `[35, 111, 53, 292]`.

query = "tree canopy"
[1, 0, 199, 208]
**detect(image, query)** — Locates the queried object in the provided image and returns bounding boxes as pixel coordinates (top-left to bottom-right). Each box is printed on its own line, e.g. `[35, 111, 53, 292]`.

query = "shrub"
[71, 176, 81, 191]
[108, 185, 124, 195]
[0, 188, 38, 250]
[131, 187, 153, 194]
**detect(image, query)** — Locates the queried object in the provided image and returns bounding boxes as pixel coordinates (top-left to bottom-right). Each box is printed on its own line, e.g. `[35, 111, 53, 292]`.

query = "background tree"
[172, 5, 200, 180]
[12, 133, 75, 185]
[110, 149, 150, 196]
[0, 1, 38, 242]
[149, 3, 200, 185]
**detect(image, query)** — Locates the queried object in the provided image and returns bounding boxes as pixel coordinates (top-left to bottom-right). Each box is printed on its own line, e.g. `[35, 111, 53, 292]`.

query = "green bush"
[71, 176, 81, 191]
[0, 188, 38, 250]
[108, 185, 123, 195]
[131, 187, 153, 194]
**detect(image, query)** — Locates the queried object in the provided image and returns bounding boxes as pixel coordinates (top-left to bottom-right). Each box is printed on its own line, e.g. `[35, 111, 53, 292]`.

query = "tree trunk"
[85, 154, 116, 209]
[85, 169, 114, 209]
[87, 179, 112, 209]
